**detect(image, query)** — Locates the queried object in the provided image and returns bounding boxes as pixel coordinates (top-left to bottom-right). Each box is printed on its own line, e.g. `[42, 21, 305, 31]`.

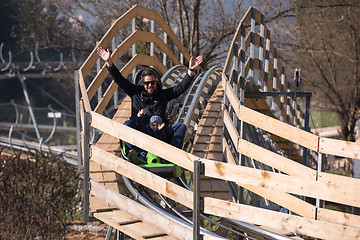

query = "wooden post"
[112, 37, 119, 110]
[96, 41, 102, 105]
[249, 7, 255, 88]
[83, 112, 91, 222]
[238, 24, 246, 204]
[280, 67, 285, 122]
[193, 160, 203, 240]
[257, 13, 265, 88]
[74, 70, 82, 169]
[302, 95, 311, 166]
[316, 153, 323, 209]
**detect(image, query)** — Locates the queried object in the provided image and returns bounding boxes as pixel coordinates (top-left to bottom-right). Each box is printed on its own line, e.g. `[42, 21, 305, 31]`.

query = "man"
[97, 46, 203, 162]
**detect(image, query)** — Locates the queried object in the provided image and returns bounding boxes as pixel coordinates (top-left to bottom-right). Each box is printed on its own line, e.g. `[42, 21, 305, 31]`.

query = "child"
[132, 110, 167, 162]
[136, 109, 167, 141]
[146, 115, 167, 141]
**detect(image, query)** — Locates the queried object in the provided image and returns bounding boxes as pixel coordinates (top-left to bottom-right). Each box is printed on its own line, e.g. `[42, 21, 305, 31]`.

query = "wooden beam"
[90, 180, 194, 240]
[90, 111, 197, 171]
[91, 146, 193, 209]
[80, 5, 137, 77]
[223, 108, 315, 178]
[319, 137, 360, 159]
[201, 158, 360, 208]
[135, 5, 190, 62]
[204, 197, 360, 240]
[224, 81, 318, 151]
[238, 139, 315, 179]
[317, 207, 360, 229]
[318, 171, 360, 189]
[223, 141, 316, 218]
[223, 7, 252, 73]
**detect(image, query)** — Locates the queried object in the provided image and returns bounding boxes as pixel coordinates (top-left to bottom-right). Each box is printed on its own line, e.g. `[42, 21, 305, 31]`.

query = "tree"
[52, 0, 249, 67]
[11, 0, 73, 52]
[158, 0, 245, 66]
[293, 0, 359, 141]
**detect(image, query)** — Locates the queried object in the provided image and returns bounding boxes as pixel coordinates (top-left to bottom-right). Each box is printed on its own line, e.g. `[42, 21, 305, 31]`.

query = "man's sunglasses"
[143, 80, 156, 86]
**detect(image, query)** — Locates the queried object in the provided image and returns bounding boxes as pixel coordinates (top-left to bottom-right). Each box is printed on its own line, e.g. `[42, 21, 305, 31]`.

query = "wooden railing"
[78, 5, 360, 239]
[77, 4, 191, 114]
[88, 111, 360, 239]
[222, 7, 306, 129]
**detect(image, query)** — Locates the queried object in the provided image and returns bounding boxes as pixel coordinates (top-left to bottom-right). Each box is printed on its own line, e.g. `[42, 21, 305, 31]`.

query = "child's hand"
[137, 109, 144, 117]
[158, 122, 165, 130]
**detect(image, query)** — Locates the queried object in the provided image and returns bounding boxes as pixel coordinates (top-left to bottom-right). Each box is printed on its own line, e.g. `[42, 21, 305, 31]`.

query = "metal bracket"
[199, 161, 205, 175]
[200, 196, 204, 212]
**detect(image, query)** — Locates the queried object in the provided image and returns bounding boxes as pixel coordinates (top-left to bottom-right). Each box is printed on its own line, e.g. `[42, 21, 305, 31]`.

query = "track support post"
[83, 111, 91, 222]
[193, 159, 204, 240]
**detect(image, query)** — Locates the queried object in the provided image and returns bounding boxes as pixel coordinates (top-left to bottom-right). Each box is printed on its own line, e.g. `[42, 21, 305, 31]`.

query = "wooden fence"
[77, 5, 360, 239]
[88, 110, 360, 239]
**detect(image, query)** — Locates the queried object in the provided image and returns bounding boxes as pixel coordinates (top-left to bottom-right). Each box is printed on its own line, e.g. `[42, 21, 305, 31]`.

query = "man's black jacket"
[107, 64, 194, 125]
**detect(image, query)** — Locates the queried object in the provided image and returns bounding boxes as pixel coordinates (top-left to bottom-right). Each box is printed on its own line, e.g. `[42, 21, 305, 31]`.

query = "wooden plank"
[242, 183, 315, 219]
[224, 142, 316, 218]
[192, 144, 222, 152]
[319, 137, 360, 159]
[136, 5, 191, 61]
[201, 159, 360, 208]
[204, 197, 360, 240]
[91, 146, 193, 209]
[80, 4, 190, 80]
[195, 127, 222, 135]
[253, 225, 297, 238]
[223, 7, 252, 73]
[78, 72, 91, 112]
[91, 111, 198, 171]
[94, 211, 171, 240]
[238, 139, 315, 179]
[223, 109, 240, 149]
[203, 153, 224, 161]
[237, 104, 318, 151]
[318, 171, 360, 190]
[223, 109, 315, 178]
[90, 195, 110, 213]
[79, 6, 137, 77]
[317, 207, 360, 229]
[91, 180, 224, 240]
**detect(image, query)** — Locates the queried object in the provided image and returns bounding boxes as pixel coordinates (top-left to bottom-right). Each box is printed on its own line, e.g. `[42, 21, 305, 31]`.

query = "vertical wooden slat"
[257, 13, 265, 88]
[249, 7, 255, 88]
[263, 29, 270, 92]
[272, 49, 278, 112]
[280, 66, 285, 122]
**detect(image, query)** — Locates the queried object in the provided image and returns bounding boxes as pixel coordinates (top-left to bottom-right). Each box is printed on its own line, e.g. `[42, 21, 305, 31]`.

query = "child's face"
[150, 122, 159, 131]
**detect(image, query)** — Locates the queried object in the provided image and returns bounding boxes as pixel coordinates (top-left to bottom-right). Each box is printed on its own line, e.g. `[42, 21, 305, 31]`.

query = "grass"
[309, 109, 340, 129]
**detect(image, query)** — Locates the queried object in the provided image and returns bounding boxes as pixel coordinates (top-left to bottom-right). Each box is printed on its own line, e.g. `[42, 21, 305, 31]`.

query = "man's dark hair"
[140, 69, 157, 85]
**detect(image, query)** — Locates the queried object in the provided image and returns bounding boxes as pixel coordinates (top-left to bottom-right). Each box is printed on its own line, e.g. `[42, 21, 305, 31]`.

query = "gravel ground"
[65, 221, 108, 240]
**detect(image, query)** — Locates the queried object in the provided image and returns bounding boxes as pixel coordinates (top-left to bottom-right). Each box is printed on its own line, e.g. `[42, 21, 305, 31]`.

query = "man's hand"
[188, 55, 203, 76]
[97, 47, 113, 66]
